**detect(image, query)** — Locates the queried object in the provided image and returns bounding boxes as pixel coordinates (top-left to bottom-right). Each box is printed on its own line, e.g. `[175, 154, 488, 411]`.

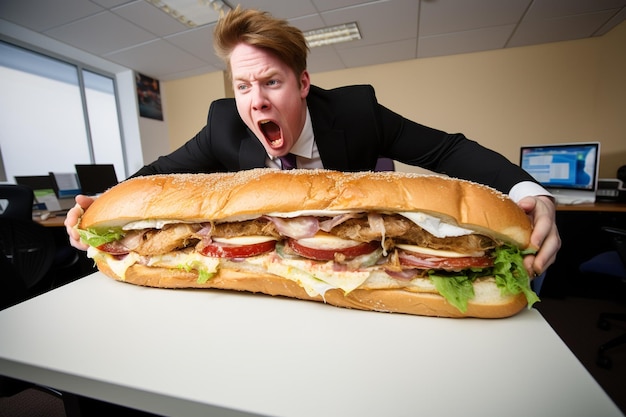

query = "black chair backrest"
[603, 227, 626, 269]
[0, 184, 35, 221]
[0, 218, 56, 290]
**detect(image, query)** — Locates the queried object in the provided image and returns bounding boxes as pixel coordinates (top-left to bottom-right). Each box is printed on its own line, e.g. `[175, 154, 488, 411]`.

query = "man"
[66, 7, 560, 279]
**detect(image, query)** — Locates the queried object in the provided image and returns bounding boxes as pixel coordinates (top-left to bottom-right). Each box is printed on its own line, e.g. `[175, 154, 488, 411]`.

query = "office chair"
[0, 184, 34, 220]
[579, 226, 626, 370]
[0, 184, 80, 309]
[0, 218, 58, 307]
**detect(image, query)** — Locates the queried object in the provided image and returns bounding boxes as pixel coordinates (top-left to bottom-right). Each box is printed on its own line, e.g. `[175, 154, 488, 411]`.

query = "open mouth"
[259, 120, 283, 148]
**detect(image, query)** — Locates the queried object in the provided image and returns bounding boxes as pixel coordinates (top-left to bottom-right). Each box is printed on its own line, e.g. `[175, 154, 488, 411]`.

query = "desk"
[556, 201, 626, 212]
[34, 214, 67, 228]
[0, 273, 622, 417]
[544, 201, 626, 297]
[32, 212, 67, 228]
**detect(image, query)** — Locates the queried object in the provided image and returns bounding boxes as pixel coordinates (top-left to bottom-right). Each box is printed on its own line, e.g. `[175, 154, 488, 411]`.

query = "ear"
[299, 70, 311, 98]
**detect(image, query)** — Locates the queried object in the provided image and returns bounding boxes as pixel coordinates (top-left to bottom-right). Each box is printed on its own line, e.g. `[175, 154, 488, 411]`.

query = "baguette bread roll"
[79, 169, 536, 319]
[81, 169, 531, 247]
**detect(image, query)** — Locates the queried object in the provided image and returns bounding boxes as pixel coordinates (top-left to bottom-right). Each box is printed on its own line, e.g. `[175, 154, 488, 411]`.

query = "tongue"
[263, 122, 281, 142]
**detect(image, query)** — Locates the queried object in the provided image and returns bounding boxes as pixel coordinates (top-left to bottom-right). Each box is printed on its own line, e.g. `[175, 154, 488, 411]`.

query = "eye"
[236, 83, 250, 92]
[266, 79, 279, 87]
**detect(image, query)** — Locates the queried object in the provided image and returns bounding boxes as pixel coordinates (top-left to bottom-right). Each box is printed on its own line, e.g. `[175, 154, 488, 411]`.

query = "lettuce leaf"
[429, 245, 540, 313]
[177, 261, 216, 284]
[77, 227, 124, 247]
[430, 274, 475, 313]
[492, 245, 540, 308]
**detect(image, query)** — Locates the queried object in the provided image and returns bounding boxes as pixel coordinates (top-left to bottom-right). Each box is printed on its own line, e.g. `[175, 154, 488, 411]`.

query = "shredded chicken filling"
[120, 214, 496, 258]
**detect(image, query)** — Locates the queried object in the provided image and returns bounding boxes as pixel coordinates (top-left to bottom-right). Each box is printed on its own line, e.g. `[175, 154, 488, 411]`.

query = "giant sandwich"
[77, 169, 539, 318]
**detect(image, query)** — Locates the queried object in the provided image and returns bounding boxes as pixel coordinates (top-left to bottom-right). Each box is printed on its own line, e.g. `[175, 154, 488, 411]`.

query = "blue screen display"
[520, 143, 599, 190]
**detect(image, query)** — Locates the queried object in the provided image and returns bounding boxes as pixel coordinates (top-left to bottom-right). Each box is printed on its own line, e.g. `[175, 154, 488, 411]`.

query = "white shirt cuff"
[508, 181, 553, 203]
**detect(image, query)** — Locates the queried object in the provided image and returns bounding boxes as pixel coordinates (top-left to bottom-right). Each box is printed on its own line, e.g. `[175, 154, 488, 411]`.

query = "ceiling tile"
[595, 6, 626, 34]
[523, 0, 626, 20]
[307, 47, 345, 73]
[112, 1, 189, 37]
[104, 38, 209, 78]
[339, 38, 417, 68]
[311, 0, 373, 13]
[165, 25, 222, 65]
[418, 25, 515, 58]
[0, 0, 624, 80]
[44, 11, 157, 55]
[90, 0, 136, 7]
[288, 14, 326, 32]
[236, 0, 317, 19]
[419, 0, 530, 36]
[321, 0, 419, 49]
[509, 9, 620, 47]
[0, 0, 103, 31]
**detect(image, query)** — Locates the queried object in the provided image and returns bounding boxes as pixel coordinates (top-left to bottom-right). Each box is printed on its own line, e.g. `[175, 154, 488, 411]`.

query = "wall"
[162, 20, 626, 179]
[161, 71, 227, 151]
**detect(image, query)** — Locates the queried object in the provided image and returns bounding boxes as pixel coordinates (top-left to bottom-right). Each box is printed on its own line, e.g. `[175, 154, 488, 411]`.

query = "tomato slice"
[200, 240, 277, 258]
[97, 241, 129, 255]
[288, 239, 379, 261]
[398, 250, 493, 270]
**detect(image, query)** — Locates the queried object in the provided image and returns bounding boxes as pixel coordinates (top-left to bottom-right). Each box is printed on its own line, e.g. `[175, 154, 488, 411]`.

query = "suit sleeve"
[131, 100, 240, 177]
[376, 102, 537, 194]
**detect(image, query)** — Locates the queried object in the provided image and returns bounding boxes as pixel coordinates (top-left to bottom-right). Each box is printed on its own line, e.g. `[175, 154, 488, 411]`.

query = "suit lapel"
[239, 133, 267, 170]
[308, 93, 350, 171]
[316, 130, 349, 170]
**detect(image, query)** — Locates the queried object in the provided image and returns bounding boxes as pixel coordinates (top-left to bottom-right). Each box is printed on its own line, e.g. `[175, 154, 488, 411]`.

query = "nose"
[251, 86, 270, 111]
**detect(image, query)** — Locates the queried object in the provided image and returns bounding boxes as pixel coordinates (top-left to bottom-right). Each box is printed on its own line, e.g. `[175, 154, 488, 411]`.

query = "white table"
[0, 272, 623, 417]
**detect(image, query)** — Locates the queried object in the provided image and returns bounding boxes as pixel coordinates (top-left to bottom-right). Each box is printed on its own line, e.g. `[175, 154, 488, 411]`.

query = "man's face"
[230, 43, 310, 158]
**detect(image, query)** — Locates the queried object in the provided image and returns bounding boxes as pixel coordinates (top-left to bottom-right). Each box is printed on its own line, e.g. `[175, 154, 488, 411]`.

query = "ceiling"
[1, 0, 625, 81]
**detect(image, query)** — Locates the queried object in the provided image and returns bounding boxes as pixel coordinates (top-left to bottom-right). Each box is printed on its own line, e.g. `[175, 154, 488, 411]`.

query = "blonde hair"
[213, 6, 309, 80]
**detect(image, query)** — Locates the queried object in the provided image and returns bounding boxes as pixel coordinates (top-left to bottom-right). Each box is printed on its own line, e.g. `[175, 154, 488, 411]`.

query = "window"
[0, 41, 126, 183]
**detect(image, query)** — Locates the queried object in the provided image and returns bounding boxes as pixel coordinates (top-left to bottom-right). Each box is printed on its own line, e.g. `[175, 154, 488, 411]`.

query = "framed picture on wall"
[136, 72, 163, 121]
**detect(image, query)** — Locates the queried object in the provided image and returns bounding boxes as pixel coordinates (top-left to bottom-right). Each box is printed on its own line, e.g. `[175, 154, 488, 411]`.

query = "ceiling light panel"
[145, 0, 231, 27]
[304, 22, 362, 47]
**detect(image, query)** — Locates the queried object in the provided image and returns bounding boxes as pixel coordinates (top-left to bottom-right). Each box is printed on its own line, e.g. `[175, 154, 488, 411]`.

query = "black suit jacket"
[135, 84, 535, 194]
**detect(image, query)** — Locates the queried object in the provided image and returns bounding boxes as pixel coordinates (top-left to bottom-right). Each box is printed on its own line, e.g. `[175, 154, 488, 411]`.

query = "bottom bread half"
[97, 262, 528, 319]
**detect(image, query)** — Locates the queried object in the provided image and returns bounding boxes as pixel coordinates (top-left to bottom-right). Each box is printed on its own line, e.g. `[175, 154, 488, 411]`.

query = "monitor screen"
[14, 175, 54, 191]
[519, 142, 600, 204]
[14, 175, 62, 210]
[75, 164, 119, 196]
[48, 172, 81, 198]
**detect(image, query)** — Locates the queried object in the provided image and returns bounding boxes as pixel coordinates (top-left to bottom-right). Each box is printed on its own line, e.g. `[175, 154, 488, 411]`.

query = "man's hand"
[64, 194, 96, 251]
[517, 195, 561, 278]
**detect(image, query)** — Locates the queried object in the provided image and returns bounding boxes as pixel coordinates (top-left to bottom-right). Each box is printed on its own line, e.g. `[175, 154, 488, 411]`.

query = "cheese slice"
[262, 257, 371, 296]
[212, 235, 278, 245]
[295, 233, 361, 249]
[395, 243, 483, 258]
[88, 246, 140, 280]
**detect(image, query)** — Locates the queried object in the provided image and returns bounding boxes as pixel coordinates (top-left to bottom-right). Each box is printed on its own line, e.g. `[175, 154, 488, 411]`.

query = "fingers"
[64, 195, 95, 251]
[535, 227, 561, 273]
[518, 195, 561, 277]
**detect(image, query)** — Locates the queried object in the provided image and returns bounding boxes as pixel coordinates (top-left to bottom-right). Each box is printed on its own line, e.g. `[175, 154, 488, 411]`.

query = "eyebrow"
[233, 68, 282, 84]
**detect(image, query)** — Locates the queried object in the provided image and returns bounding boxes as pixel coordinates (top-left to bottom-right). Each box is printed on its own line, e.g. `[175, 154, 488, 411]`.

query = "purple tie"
[279, 153, 297, 170]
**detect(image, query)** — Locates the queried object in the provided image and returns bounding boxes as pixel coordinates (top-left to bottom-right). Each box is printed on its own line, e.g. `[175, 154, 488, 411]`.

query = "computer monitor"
[75, 164, 119, 196]
[519, 142, 600, 205]
[14, 175, 62, 210]
[14, 175, 54, 192]
[48, 172, 81, 198]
